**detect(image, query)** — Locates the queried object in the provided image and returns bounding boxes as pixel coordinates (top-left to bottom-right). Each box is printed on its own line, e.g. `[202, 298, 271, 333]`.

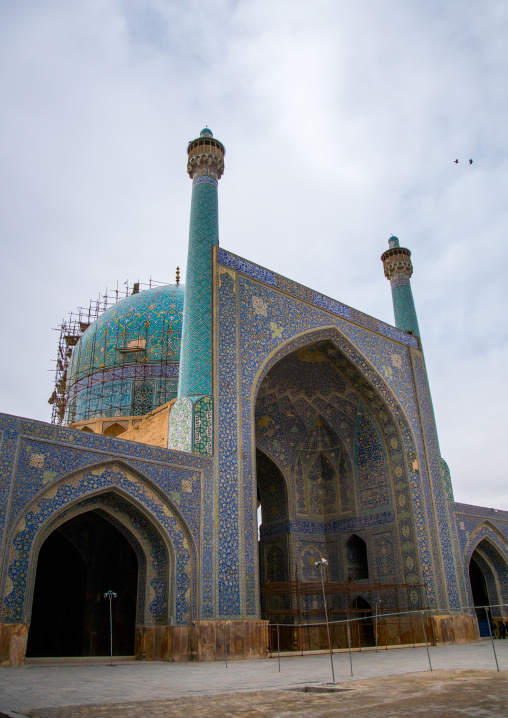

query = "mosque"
[1, 128, 507, 666]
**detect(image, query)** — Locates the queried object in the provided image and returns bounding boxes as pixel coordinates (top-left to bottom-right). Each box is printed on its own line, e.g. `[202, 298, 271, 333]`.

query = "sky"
[1, 0, 507, 509]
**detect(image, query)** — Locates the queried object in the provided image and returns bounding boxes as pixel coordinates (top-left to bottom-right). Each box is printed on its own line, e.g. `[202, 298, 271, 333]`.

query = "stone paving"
[0, 641, 507, 717]
[13, 670, 508, 718]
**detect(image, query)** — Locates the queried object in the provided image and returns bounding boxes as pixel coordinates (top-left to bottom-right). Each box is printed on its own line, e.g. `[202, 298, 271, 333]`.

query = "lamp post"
[104, 590, 117, 666]
[314, 558, 335, 684]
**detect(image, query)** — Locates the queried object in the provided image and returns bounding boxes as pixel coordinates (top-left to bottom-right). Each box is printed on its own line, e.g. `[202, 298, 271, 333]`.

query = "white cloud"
[1, 0, 507, 507]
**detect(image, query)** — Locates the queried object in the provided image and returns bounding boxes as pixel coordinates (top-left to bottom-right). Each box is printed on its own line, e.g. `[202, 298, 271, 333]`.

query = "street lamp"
[104, 590, 117, 666]
[314, 558, 335, 683]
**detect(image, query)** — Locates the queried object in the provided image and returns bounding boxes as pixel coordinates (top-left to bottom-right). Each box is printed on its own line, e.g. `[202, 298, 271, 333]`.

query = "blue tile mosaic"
[313, 292, 351, 319]
[3, 465, 195, 624]
[0, 413, 214, 625]
[217, 268, 241, 617]
[178, 181, 219, 399]
[218, 248, 419, 349]
[227, 268, 447, 608]
[65, 286, 184, 423]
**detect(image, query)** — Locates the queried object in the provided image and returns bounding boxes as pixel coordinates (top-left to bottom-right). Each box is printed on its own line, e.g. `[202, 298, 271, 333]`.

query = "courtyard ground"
[1, 640, 507, 717]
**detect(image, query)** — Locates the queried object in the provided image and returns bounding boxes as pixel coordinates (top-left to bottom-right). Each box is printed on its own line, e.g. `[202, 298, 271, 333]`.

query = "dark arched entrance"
[346, 535, 369, 581]
[256, 450, 290, 619]
[27, 511, 138, 657]
[350, 596, 375, 647]
[469, 556, 489, 608]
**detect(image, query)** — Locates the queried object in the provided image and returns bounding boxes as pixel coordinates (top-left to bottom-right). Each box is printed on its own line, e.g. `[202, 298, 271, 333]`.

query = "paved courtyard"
[0, 640, 507, 717]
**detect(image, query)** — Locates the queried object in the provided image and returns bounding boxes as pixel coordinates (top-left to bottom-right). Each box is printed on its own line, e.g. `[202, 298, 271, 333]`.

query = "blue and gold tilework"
[168, 397, 193, 452]
[2, 464, 195, 624]
[214, 248, 473, 614]
[217, 268, 242, 617]
[0, 413, 214, 625]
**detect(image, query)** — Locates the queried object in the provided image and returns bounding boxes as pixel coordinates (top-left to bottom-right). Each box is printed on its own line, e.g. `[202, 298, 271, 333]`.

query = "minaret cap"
[381, 236, 413, 282]
[187, 127, 225, 180]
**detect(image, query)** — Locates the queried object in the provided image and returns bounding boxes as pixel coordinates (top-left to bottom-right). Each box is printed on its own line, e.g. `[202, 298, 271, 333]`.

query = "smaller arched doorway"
[345, 535, 369, 581]
[256, 450, 290, 621]
[350, 596, 375, 647]
[26, 511, 138, 657]
[468, 538, 508, 638]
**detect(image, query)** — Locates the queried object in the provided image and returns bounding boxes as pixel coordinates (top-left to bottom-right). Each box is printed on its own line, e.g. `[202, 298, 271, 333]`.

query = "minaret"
[381, 235, 420, 337]
[168, 128, 225, 454]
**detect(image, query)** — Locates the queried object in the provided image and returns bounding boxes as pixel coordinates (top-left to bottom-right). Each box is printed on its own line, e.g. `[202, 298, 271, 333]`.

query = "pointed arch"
[345, 534, 369, 581]
[464, 525, 508, 610]
[25, 493, 171, 628]
[2, 461, 197, 627]
[103, 423, 127, 438]
[463, 521, 508, 568]
[26, 509, 139, 657]
[250, 327, 427, 604]
[300, 544, 325, 581]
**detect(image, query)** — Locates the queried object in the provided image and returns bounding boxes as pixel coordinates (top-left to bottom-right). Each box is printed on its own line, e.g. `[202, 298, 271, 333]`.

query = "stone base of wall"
[265, 614, 481, 653]
[135, 621, 269, 662]
[0, 616, 478, 666]
[429, 613, 480, 645]
[0, 623, 28, 667]
[375, 613, 479, 647]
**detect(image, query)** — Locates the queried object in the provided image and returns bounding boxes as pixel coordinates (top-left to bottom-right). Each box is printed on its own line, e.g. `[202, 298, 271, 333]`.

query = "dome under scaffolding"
[49, 279, 184, 425]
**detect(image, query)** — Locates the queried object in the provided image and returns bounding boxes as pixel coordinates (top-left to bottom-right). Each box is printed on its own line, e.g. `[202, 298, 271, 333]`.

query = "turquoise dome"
[67, 284, 185, 386]
[200, 127, 213, 137]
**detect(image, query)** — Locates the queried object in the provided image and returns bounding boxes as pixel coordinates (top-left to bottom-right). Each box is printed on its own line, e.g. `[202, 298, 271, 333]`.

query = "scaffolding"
[260, 575, 430, 651]
[48, 278, 175, 425]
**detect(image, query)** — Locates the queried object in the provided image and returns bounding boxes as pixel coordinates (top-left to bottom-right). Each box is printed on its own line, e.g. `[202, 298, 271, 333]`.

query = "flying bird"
[454, 159, 459, 163]
[469, 159, 473, 164]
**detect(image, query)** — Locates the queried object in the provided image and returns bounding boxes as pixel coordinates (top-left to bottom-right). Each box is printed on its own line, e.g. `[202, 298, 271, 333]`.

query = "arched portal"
[254, 339, 423, 622]
[26, 511, 138, 657]
[468, 538, 508, 636]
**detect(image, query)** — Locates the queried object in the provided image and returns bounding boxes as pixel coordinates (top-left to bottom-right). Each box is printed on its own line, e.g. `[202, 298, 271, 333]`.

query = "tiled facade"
[0, 414, 213, 630]
[212, 246, 508, 618]
[2, 130, 508, 666]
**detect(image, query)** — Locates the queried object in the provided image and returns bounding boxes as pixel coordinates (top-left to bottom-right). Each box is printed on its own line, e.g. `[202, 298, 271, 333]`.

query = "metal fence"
[174, 603, 507, 682]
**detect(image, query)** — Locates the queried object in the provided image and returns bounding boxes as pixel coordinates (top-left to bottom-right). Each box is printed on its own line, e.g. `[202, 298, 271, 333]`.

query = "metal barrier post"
[315, 558, 335, 684]
[103, 589, 117, 666]
[420, 611, 432, 671]
[277, 623, 281, 672]
[185, 623, 189, 665]
[375, 599, 381, 653]
[485, 607, 500, 672]
[224, 622, 228, 668]
[346, 618, 353, 677]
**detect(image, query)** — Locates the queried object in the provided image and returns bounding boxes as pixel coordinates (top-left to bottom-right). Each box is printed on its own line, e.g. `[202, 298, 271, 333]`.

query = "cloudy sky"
[1, 0, 507, 509]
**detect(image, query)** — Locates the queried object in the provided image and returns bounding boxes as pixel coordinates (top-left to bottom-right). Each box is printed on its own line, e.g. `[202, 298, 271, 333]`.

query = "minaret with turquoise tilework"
[381, 235, 420, 338]
[168, 128, 225, 455]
